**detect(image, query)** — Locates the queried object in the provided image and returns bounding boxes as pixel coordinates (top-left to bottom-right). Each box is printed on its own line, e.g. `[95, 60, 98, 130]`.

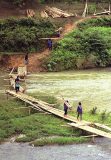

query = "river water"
[0, 138, 111, 160]
[26, 68, 111, 111]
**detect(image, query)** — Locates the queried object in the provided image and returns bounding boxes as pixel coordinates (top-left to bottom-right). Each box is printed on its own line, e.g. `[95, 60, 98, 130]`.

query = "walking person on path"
[77, 102, 82, 121]
[47, 39, 52, 50]
[15, 76, 20, 93]
[64, 100, 70, 117]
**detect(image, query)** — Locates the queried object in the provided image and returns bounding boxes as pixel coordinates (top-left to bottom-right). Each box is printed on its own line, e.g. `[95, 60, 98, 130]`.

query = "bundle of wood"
[41, 11, 48, 18]
[41, 6, 74, 18]
[93, 2, 111, 16]
[26, 9, 35, 18]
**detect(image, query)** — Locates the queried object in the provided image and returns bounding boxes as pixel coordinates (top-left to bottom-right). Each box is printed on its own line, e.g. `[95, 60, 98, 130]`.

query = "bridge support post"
[6, 93, 9, 100]
[92, 134, 95, 143]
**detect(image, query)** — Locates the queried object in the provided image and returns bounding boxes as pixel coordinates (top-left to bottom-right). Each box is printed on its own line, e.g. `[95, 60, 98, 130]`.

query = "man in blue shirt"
[15, 76, 20, 93]
[47, 39, 52, 50]
[64, 100, 69, 117]
[77, 102, 82, 121]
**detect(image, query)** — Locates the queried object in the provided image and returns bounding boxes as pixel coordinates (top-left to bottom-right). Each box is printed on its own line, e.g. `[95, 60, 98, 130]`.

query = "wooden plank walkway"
[6, 90, 111, 139]
[68, 123, 111, 139]
[9, 74, 24, 92]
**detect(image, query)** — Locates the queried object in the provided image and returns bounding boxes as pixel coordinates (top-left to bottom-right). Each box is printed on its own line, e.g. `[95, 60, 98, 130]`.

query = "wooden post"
[92, 134, 95, 143]
[6, 93, 9, 100]
[25, 102, 27, 107]
[82, 0, 88, 17]
[29, 108, 31, 115]
[109, 2, 111, 14]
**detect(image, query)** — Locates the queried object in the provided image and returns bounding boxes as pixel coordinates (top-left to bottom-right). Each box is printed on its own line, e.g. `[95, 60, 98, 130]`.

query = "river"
[0, 138, 111, 160]
[26, 68, 111, 111]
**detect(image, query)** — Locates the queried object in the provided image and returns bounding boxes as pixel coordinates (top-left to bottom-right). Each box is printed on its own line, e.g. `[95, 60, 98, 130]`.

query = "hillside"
[0, 0, 111, 72]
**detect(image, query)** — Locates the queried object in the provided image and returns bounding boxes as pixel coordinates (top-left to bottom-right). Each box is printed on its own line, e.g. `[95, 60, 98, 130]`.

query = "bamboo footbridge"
[6, 70, 111, 139]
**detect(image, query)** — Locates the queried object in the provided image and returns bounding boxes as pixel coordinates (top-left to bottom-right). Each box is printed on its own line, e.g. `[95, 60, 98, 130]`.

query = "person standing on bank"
[64, 100, 69, 117]
[24, 53, 29, 65]
[77, 102, 82, 121]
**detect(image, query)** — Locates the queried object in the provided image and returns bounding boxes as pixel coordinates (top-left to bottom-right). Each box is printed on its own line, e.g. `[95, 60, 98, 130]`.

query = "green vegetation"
[100, 110, 111, 122]
[89, 107, 97, 115]
[30, 136, 89, 146]
[0, 93, 80, 143]
[78, 17, 111, 30]
[4, 0, 111, 6]
[1, 91, 111, 145]
[0, 18, 56, 52]
[46, 17, 111, 71]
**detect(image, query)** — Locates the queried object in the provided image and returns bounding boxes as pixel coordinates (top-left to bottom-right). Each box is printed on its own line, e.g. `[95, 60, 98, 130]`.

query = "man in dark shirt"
[15, 76, 20, 93]
[77, 102, 82, 121]
[64, 100, 69, 117]
[47, 39, 52, 50]
[24, 53, 29, 65]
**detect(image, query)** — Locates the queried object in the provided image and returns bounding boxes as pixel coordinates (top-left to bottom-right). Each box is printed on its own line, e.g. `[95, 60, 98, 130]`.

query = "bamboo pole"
[82, 0, 88, 17]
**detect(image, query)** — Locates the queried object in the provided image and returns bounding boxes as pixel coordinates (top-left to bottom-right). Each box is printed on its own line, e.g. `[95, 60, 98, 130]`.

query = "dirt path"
[4, 16, 94, 72]
[26, 16, 93, 72]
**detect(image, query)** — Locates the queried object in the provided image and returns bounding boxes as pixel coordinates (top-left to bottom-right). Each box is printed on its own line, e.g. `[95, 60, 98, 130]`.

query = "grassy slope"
[46, 17, 111, 71]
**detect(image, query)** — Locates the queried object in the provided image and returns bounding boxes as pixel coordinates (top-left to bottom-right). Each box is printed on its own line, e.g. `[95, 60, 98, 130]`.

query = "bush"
[77, 17, 111, 30]
[46, 26, 111, 71]
[0, 18, 56, 52]
[90, 107, 97, 115]
[100, 110, 111, 122]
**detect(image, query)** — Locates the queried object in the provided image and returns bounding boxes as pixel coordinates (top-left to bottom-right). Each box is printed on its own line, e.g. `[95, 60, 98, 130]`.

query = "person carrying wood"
[47, 39, 52, 50]
[15, 76, 20, 93]
[64, 100, 69, 117]
[56, 31, 60, 37]
[77, 102, 83, 121]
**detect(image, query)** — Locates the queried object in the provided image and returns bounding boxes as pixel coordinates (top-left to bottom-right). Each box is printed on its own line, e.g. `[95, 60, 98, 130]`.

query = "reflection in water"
[0, 138, 111, 160]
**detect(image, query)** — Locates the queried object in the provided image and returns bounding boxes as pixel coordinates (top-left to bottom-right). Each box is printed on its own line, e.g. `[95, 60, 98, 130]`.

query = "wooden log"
[4, 79, 10, 81]
[93, 11, 110, 16]
[9, 67, 15, 75]
[41, 11, 48, 18]
[45, 6, 74, 18]
[109, 2, 111, 13]
[80, 135, 98, 138]
[26, 9, 35, 18]
[39, 38, 59, 40]
[82, 0, 88, 17]
[55, 27, 63, 32]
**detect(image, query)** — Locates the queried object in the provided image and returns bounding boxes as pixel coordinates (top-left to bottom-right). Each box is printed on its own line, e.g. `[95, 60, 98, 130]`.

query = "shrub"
[77, 17, 111, 30]
[100, 110, 111, 122]
[46, 26, 111, 71]
[0, 18, 56, 52]
[90, 107, 97, 115]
